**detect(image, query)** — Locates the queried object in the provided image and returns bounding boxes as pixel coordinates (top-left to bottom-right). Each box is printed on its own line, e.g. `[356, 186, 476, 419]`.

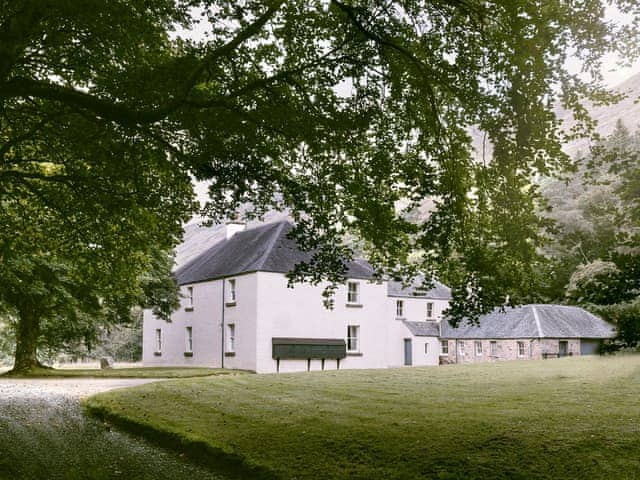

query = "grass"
[84, 355, 640, 479]
[2, 366, 237, 379]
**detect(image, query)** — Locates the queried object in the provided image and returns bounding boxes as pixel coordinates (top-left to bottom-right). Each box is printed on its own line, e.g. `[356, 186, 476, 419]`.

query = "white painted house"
[143, 220, 615, 372]
[143, 220, 450, 373]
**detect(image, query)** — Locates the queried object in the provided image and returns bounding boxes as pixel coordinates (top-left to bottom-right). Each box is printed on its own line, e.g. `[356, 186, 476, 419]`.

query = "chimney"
[225, 220, 246, 240]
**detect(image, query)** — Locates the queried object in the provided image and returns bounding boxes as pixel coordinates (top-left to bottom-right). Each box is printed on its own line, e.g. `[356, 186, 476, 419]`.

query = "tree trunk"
[11, 308, 41, 373]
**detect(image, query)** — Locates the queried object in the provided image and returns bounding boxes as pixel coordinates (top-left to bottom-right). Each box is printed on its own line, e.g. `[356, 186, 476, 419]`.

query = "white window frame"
[186, 286, 194, 309]
[490, 341, 497, 356]
[475, 340, 483, 356]
[155, 328, 162, 353]
[228, 279, 236, 303]
[347, 282, 360, 304]
[426, 302, 434, 319]
[424, 343, 429, 355]
[396, 300, 404, 318]
[458, 341, 465, 357]
[185, 326, 193, 353]
[347, 325, 360, 352]
[441, 340, 448, 355]
[226, 324, 235, 352]
[517, 341, 526, 357]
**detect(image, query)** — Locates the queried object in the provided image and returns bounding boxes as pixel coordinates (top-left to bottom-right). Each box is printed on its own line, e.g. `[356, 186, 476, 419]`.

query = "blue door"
[404, 339, 412, 366]
[559, 340, 569, 357]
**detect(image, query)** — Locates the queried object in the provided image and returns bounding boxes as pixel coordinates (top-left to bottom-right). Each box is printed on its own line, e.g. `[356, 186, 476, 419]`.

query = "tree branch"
[0, 1, 285, 126]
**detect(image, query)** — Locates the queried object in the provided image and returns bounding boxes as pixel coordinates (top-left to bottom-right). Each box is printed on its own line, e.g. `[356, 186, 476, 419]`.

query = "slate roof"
[175, 221, 375, 285]
[403, 321, 440, 337]
[440, 305, 615, 340]
[387, 276, 451, 300]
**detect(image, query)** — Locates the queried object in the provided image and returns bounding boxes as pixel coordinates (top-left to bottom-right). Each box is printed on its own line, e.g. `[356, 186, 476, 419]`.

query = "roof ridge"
[531, 305, 544, 337]
[254, 220, 289, 271]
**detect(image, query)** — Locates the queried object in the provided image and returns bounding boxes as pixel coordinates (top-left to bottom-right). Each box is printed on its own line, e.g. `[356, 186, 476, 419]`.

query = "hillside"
[558, 72, 640, 158]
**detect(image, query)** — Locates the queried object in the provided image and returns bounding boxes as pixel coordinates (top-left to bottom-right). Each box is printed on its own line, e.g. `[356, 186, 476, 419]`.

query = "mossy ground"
[85, 355, 640, 479]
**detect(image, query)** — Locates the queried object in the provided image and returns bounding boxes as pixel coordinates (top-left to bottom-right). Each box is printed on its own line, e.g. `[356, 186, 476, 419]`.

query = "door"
[580, 339, 600, 355]
[559, 340, 568, 357]
[404, 339, 412, 366]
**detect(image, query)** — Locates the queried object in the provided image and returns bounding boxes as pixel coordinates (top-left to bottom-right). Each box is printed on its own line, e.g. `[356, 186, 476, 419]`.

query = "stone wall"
[441, 338, 581, 364]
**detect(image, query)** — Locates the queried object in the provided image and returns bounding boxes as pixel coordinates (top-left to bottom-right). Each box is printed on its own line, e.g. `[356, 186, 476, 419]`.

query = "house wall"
[390, 296, 448, 322]
[442, 338, 582, 364]
[143, 281, 223, 367]
[144, 272, 449, 373]
[142, 274, 258, 370]
[220, 273, 259, 371]
[255, 272, 390, 373]
[386, 296, 446, 367]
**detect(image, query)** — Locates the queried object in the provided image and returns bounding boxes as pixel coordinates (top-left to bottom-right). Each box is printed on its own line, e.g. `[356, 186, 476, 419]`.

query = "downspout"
[221, 278, 226, 369]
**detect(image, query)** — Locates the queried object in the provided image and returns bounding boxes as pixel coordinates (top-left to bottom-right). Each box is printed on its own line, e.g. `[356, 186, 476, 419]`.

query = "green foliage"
[566, 260, 622, 304]
[590, 301, 640, 349]
[2, 0, 638, 357]
[0, 316, 14, 365]
[544, 121, 640, 345]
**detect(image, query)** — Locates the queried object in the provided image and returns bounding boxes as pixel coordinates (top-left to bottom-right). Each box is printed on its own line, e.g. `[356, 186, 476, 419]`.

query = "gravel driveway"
[0, 378, 227, 480]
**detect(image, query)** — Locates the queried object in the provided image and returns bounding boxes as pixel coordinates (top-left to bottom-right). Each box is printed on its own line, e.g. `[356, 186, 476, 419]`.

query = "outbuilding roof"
[387, 276, 451, 300]
[403, 321, 440, 337]
[440, 304, 615, 340]
[175, 221, 375, 285]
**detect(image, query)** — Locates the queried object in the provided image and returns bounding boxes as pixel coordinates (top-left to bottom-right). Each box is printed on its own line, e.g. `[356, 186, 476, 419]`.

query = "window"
[475, 341, 483, 356]
[185, 327, 193, 353]
[347, 282, 359, 303]
[186, 286, 193, 309]
[490, 341, 497, 356]
[155, 329, 162, 353]
[424, 343, 429, 355]
[517, 341, 525, 357]
[347, 325, 359, 352]
[426, 302, 434, 319]
[441, 340, 448, 355]
[228, 279, 236, 303]
[227, 324, 235, 352]
[458, 341, 465, 357]
[396, 300, 404, 318]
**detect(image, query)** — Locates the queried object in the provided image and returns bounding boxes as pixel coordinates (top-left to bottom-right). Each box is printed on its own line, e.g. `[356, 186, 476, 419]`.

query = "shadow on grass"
[84, 402, 279, 480]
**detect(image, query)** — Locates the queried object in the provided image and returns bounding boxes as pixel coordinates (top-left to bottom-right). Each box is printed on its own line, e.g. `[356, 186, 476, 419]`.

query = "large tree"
[1, 1, 637, 371]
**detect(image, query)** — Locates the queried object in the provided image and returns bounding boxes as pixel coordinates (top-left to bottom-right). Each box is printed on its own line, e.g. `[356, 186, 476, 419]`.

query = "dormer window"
[426, 302, 434, 319]
[347, 282, 359, 304]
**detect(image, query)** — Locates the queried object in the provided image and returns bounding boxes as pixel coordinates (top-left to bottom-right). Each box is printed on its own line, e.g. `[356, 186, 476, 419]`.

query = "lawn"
[84, 355, 640, 479]
[2, 366, 236, 379]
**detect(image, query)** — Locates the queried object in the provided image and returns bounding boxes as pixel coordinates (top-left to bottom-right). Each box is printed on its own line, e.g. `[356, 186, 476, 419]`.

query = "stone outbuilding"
[439, 304, 616, 364]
